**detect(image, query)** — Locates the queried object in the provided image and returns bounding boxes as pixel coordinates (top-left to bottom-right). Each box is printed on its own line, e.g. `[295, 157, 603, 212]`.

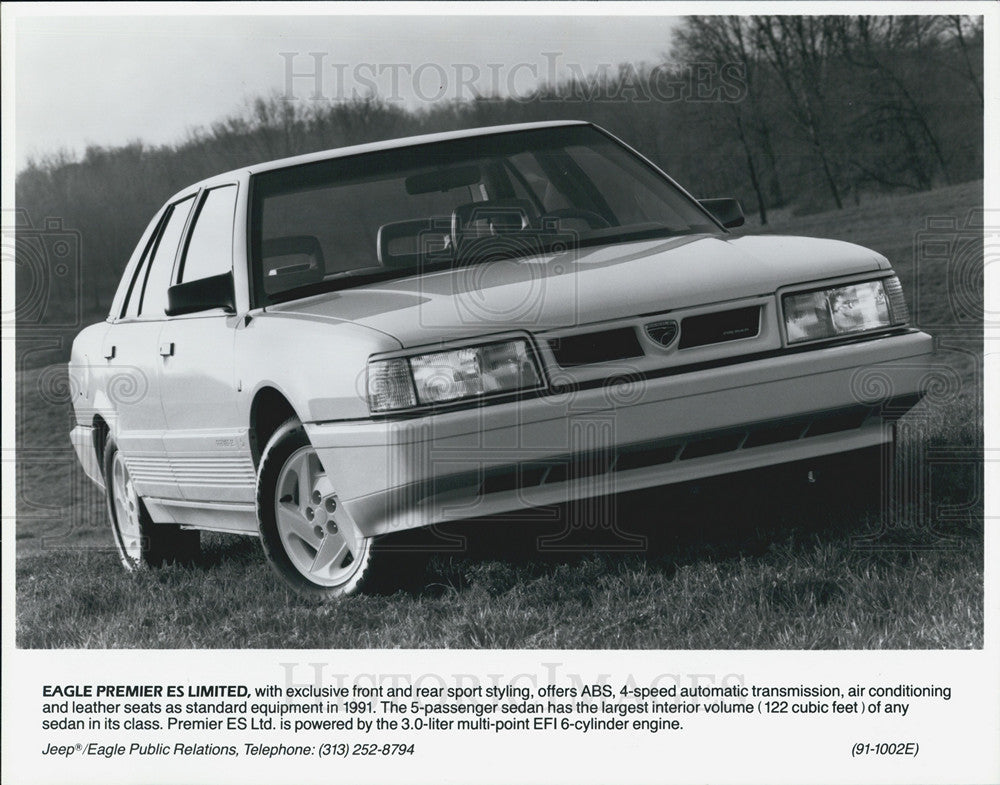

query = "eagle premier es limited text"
[68, 121, 933, 597]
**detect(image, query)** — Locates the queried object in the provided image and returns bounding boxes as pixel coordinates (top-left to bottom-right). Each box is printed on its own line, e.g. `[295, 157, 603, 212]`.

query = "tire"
[103, 435, 200, 570]
[256, 419, 376, 598]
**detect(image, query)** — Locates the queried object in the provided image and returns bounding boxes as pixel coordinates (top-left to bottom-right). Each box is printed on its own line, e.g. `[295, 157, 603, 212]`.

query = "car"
[68, 120, 934, 597]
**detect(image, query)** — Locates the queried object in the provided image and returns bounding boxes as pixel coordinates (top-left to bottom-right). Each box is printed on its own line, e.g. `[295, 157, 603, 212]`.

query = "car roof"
[178, 120, 592, 195]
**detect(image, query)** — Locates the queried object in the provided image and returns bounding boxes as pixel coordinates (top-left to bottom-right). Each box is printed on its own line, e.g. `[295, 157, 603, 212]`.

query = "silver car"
[68, 121, 934, 597]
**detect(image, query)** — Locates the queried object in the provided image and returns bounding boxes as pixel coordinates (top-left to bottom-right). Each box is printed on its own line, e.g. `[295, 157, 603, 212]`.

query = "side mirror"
[166, 271, 236, 316]
[699, 198, 746, 229]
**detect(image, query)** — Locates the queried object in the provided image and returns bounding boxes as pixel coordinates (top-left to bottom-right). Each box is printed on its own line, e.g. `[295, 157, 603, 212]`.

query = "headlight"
[783, 277, 906, 345]
[367, 339, 543, 412]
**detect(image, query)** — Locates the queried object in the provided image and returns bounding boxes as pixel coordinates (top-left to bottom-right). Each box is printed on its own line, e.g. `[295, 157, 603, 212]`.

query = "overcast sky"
[13, 13, 681, 170]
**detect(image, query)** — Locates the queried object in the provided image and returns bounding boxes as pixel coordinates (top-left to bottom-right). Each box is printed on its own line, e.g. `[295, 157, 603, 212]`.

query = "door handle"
[103, 345, 116, 360]
[159, 342, 174, 357]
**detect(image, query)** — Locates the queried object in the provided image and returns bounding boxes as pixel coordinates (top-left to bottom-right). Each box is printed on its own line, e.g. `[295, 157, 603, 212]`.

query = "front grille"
[614, 442, 682, 472]
[804, 408, 869, 437]
[549, 327, 644, 367]
[742, 421, 808, 448]
[679, 433, 744, 460]
[679, 306, 761, 349]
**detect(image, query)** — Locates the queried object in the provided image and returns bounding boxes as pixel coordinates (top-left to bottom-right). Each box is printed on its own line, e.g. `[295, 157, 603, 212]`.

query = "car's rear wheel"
[104, 435, 200, 570]
[257, 420, 374, 598]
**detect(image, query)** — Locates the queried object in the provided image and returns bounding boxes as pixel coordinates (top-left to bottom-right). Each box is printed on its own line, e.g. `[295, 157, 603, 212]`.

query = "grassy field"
[14, 181, 983, 649]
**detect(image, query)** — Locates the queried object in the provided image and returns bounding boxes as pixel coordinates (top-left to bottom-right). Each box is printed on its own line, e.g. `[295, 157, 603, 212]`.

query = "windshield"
[250, 125, 720, 304]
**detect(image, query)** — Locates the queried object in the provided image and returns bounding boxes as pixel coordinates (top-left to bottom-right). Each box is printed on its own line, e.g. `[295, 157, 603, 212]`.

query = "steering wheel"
[540, 208, 612, 230]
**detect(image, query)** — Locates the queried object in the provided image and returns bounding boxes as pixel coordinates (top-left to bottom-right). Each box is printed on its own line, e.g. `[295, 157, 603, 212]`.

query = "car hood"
[268, 233, 889, 347]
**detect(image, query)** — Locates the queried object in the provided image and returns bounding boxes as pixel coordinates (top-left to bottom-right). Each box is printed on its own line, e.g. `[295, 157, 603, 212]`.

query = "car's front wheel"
[257, 420, 375, 598]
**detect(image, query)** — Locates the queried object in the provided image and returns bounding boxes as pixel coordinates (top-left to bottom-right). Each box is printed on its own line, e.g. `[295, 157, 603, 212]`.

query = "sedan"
[68, 121, 933, 596]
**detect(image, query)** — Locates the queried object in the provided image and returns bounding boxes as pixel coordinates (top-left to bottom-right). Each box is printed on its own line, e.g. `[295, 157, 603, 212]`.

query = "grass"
[14, 181, 984, 649]
[15, 482, 983, 649]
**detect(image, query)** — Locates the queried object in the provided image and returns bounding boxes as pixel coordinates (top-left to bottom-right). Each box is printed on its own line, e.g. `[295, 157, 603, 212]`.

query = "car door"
[158, 184, 254, 504]
[106, 193, 197, 502]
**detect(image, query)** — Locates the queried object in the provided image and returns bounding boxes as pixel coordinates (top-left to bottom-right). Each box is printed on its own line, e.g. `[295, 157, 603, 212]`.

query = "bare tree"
[947, 15, 984, 101]
[751, 16, 847, 209]
[674, 16, 786, 223]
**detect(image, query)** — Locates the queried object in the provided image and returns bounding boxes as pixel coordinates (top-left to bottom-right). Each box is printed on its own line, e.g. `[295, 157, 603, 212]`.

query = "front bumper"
[306, 330, 934, 538]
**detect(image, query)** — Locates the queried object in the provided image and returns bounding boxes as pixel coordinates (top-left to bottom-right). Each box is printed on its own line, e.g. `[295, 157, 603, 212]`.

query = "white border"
[2, 3, 997, 784]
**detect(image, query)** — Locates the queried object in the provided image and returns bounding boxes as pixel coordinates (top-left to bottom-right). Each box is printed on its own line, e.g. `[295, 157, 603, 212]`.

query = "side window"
[138, 195, 195, 318]
[178, 185, 238, 283]
[120, 209, 167, 319]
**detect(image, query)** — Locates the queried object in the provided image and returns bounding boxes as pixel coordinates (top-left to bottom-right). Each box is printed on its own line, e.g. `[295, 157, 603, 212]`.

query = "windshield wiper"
[450, 225, 702, 265]
[266, 260, 457, 304]
[574, 224, 701, 247]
